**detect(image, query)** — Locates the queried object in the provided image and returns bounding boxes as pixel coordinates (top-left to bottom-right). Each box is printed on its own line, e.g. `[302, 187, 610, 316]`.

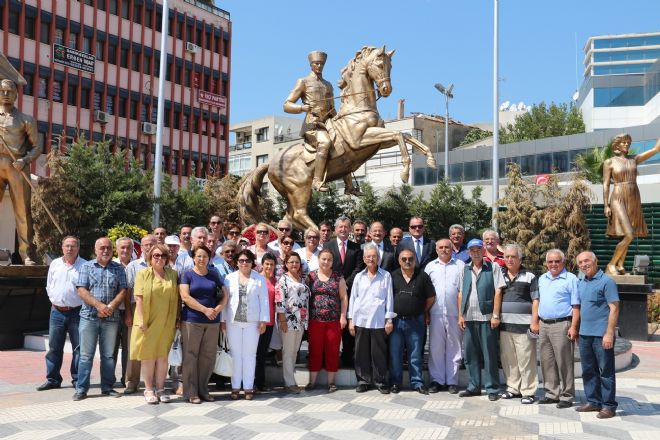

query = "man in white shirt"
[425, 239, 465, 394]
[114, 237, 134, 268]
[111, 237, 134, 388]
[178, 224, 193, 255]
[121, 234, 156, 394]
[37, 236, 86, 391]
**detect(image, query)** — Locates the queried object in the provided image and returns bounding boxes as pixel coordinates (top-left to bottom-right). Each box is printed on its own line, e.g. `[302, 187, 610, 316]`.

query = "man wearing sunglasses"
[268, 219, 301, 253]
[208, 215, 225, 250]
[396, 217, 436, 271]
[389, 249, 436, 394]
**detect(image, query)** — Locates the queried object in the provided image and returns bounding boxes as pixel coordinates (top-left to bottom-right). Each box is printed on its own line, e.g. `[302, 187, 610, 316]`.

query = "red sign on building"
[198, 90, 226, 109]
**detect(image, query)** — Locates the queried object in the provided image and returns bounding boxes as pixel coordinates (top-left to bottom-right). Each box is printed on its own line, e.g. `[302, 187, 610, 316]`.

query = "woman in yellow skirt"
[130, 243, 180, 404]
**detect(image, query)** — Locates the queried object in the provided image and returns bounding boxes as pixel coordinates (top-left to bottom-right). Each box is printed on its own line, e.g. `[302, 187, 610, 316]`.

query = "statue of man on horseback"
[283, 51, 336, 192]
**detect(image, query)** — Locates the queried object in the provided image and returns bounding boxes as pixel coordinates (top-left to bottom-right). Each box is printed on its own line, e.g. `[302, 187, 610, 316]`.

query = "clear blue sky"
[219, 0, 660, 125]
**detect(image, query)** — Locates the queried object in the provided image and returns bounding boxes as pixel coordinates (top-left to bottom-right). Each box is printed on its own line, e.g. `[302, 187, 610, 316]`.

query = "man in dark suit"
[324, 215, 365, 366]
[396, 216, 436, 270]
[367, 221, 396, 272]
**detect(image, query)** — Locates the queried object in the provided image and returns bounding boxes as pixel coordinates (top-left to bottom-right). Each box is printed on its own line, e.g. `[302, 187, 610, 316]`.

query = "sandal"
[230, 390, 240, 400]
[245, 389, 255, 400]
[156, 389, 171, 403]
[188, 396, 202, 404]
[499, 391, 522, 399]
[327, 383, 338, 393]
[144, 389, 159, 405]
[521, 395, 536, 404]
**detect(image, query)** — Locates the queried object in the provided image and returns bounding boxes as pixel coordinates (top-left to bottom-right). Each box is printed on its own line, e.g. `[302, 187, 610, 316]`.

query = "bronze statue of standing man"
[283, 51, 336, 192]
[0, 79, 39, 265]
[603, 133, 660, 275]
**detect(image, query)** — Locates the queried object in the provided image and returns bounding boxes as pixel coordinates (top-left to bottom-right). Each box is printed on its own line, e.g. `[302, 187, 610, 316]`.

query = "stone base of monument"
[609, 274, 653, 341]
[0, 265, 49, 349]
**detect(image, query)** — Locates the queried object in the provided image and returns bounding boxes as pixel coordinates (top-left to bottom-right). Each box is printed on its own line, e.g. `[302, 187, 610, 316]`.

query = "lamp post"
[434, 83, 453, 182]
[492, 0, 500, 230]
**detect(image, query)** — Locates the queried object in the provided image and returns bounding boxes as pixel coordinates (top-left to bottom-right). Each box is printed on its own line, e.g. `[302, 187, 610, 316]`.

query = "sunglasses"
[307, 236, 319, 240]
[152, 253, 167, 259]
[279, 227, 291, 232]
[400, 257, 415, 263]
[410, 225, 424, 229]
[282, 241, 293, 246]
[209, 221, 221, 225]
[229, 230, 241, 235]
[237, 258, 252, 264]
[256, 230, 269, 235]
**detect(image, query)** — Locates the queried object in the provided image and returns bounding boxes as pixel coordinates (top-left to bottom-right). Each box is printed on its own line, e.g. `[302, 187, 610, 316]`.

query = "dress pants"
[539, 319, 575, 402]
[428, 313, 462, 386]
[227, 321, 260, 390]
[341, 327, 355, 366]
[254, 325, 274, 389]
[579, 335, 617, 411]
[354, 326, 388, 387]
[181, 321, 219, 399]
[280, 328, 304, 387]
[45, 306, 80, 386]
[114, 305, 141, 388]
[463, 320, 500, 395]
[500, 330, 538, 396]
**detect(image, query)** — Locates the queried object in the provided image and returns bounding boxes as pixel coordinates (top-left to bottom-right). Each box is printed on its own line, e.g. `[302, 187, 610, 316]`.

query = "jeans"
[76, 317, 120, 394]
[389, 315, 425, 388]
[45, 307, 81, 386]
[579, 335, 617, 410]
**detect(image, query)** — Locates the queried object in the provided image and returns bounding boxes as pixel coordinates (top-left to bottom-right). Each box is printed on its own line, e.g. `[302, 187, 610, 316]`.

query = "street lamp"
[434, 83, 453, 182]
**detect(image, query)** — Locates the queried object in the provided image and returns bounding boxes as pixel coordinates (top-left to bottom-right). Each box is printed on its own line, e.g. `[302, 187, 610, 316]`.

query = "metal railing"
[274, 134, 302, 144]
[229, 142, 252, 151]
[183, 0, 230, 20]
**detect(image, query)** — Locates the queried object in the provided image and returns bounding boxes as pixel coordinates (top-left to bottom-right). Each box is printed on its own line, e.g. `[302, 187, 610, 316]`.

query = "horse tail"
[238, 163, 269, 225]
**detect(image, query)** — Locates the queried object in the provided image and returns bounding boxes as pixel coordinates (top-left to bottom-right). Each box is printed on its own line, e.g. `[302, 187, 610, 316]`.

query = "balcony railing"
[274, 134, 302, 144]
[183, 0, 230, 20]
[229, 142, 252, 151]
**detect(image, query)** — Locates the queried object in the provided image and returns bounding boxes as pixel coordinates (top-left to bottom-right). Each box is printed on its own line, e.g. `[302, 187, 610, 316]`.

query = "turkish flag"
[535, 174, 550, 185]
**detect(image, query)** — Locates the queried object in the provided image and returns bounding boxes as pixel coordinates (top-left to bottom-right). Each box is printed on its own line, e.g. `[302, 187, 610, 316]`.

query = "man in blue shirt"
[574, 251, 620, 419]
[74, 237, 128, 401]
[537, 249, 580, 409]
[449, 224, 470, 263]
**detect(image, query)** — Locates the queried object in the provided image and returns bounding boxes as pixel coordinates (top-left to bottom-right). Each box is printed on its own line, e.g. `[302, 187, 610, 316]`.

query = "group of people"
[39, 214, 620, 418]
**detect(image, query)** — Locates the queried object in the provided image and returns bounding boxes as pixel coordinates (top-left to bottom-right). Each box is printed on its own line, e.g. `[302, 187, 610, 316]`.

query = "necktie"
[416, 239, 422, 263]
[340, 241, 346, 264]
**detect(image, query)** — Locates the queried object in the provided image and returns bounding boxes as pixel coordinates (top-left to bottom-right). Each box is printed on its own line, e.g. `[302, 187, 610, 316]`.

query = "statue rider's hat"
[308, 51, 328, 64]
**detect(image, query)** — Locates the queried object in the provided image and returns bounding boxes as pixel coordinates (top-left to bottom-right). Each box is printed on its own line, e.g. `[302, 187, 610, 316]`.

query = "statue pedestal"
[0, 265, 49, 349]
[611, 274, 653, 341]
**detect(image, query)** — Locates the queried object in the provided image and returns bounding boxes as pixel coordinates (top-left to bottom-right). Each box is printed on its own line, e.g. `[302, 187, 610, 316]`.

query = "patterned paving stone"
[46, 430, 99, 440]
[415, 409, 457, 426]
[0, 424, 20, 438]
[208, 424, 258, 439]
[59, 410, 106, 428]
[280, 413, 324, 431]
[133, 416, 179, 436]
[338, 402, 379, 419]
[204, 406, 249, 423]
[268, 397, 308, 412]
[360, 419, 404, 439]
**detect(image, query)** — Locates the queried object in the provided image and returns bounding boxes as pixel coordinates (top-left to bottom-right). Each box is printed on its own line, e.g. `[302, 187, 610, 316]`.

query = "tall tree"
[560, 173, 593, 270]
[575, 140, 614, 184]
[499, 101, 585, 144]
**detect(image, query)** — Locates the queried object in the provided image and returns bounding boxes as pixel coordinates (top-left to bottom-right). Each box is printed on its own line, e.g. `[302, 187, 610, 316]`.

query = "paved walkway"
[1, 340, 659, 440]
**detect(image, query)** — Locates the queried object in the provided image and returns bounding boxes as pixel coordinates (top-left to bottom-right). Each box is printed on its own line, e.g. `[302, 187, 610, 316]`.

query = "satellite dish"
[500, 101, 510, 111]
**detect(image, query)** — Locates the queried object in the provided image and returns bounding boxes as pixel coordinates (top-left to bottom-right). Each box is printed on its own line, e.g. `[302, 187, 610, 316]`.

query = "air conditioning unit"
[142, 122, 157, 135]
[94, 110, 110, 124]
[186, 42, 200, 54]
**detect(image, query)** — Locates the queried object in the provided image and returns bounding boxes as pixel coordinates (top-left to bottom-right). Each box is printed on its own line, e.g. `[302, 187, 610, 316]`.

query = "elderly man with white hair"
[574, 251, 619, 419]
[498, 244, 539, 404]
[482, 230, 505, 267]
[537, 249, 580, 409]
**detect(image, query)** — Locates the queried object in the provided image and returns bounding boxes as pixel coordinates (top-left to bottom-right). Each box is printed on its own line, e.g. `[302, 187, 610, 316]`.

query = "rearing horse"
[238, 46, 436, 231]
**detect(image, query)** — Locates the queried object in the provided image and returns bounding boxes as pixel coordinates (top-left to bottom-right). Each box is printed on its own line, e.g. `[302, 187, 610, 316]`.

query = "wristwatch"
[492, 314, 500, 320]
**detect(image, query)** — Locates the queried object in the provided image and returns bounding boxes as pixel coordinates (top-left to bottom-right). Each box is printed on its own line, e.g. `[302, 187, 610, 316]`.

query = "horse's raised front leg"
[404, 134, 437, 169]
[359, 127, 412, 183]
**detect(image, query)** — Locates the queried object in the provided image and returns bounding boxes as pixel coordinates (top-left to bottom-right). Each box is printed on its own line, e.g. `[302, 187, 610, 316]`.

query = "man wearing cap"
[165, 235, 193, 278]
[284, 51, 337, 192]
[457, 238, 505, 401]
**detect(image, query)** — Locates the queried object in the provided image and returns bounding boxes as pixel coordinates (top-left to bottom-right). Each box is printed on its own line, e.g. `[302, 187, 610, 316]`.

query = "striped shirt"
[500, 268, 539, 333]
[76, 259, 128, 321]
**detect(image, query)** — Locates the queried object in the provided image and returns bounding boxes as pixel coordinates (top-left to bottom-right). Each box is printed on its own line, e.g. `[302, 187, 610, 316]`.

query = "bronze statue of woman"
[603, 133, 660, 275]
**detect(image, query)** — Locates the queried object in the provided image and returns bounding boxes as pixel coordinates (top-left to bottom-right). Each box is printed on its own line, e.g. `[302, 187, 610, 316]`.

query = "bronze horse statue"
[238, 46, 436, 231]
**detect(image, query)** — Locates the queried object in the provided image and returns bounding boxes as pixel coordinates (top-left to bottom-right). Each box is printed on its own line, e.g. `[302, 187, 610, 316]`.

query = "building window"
[83, 36, 92, 54]
[144, 9, 152, 28]
[130, 98, 139, 119]
[40, 22, 51, 44]
[68, 32, 78, 49]
[449, 163, 463, 183]
[155, 11, 162, 32]
[140, 104, 148, 122]
[229, 154, 252, 177]
[478, 160, 491, 180]
[520, 155, 535, 175]
[121, 0, 130, 19]
[133, 4, 142, 24]
[96, 40, 105, 61]
[256, 154, 268, 166]
[553, 151, 569, 173]
[108, 0, 118, 15]
[94, 91, 102, 111]
[23, 74, 34, 96]
[38, 78, 48, 99]
[255, 127, 269, 142]
[175, 66, 182, 84]
[594, 87, 645, 107]
[132, 51, 140, 72]
[143, 54, 151, 74]
[55, 28, 64, 45]
[118, 96, 127, 117]
[120, 47, 129, 68]
[97, 0, 106, 11]
[184, 68, 191, 87]
[106, 95, 114, 114]
[182, 113, 189, 131]
[25, 15, 36, 39]
[67, 83, 77, 105]
[8, 10, 19, 34]
[177, 22, 183, 39]
[81, 86, 91, 108]
[108, 42, 117, 64]
[52, 80, 63, 103]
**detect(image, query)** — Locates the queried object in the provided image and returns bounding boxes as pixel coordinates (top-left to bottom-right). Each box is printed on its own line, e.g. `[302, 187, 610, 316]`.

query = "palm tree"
[575, 140, 613, 184]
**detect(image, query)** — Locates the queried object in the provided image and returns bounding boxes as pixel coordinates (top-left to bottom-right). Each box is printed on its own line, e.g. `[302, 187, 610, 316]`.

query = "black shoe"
[488, 393, 500, 401]
[36, 381, 60, 391]
[416, 386, 429, 395]
[556, 400, 572, 409]
[428, 382, 441, 393]
[102, 389, 121, 398]
[538, 397, 560, 404]
[458, 389, 481, 397]
[390, 384, 401, 394]
[356, 384, 369, 393]
[72, 392, 87, 401]
[448, 385, 458, 394]
[377, 385, 390, 394]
